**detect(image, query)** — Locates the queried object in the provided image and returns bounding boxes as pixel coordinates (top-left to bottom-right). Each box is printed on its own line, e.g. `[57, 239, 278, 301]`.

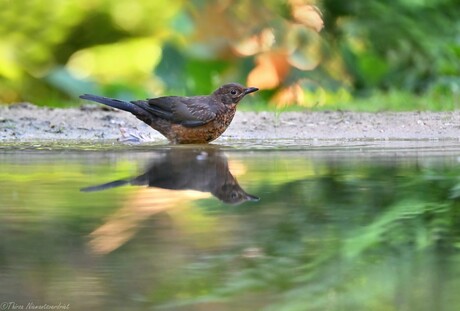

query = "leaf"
[247, 51, 291, 90]
[232, 28, 275, 57]
[290, 2, 324, 32]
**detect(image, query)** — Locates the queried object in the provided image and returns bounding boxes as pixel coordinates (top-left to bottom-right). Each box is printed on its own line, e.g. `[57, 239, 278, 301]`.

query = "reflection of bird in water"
[81, 147, 259, 204]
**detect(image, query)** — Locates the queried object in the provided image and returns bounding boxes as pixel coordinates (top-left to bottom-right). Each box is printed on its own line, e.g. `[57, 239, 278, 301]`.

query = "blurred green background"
[1, 0, 459, 110]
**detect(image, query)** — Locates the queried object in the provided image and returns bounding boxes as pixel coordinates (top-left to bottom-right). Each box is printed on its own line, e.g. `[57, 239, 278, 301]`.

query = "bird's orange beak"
[244, 87, 259, 95]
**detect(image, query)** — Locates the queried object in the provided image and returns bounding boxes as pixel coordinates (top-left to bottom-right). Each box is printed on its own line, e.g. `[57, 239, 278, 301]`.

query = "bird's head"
[213, 183, 260, 204]
[213, 83, 259, 106]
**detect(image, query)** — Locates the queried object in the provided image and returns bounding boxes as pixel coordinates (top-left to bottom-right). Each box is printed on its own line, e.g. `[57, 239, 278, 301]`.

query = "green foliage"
[155, 44, 232, 95]
[0, 0, 182, 104]
[322, 0, 460, 95]
[319, 88, 460, 111]
[0, 0, 459, 109]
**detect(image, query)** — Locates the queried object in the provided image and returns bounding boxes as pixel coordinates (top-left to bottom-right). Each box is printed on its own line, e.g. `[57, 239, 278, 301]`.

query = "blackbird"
[81, 147, 259, 204]
[79, 83, 258, 144]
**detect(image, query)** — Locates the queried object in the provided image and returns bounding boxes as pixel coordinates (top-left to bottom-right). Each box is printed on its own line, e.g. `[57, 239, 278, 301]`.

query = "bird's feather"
[143, 96, 218, 127]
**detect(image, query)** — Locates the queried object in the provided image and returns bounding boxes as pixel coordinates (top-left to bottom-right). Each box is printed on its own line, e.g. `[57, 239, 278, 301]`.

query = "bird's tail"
[79, 94, 149, 118]
[80, 179, 130, 192]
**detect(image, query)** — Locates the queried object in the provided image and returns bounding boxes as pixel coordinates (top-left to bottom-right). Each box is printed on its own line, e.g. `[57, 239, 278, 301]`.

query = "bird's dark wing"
[138, 96, 217, 127]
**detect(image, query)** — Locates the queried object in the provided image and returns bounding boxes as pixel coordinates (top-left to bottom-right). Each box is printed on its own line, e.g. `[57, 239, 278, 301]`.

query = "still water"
[1, 142, 460, 310]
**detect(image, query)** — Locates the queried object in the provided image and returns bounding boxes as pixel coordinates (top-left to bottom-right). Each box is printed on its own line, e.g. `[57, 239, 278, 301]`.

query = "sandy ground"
[1, 103, 459, 144]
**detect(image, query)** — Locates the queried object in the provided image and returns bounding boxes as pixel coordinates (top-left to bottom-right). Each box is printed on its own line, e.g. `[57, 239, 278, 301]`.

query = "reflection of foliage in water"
[1, 153, 460, 309]
[156, 160, 460, 310]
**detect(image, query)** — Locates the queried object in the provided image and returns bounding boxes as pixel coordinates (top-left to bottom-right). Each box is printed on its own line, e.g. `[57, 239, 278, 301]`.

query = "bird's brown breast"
[166, 108, 236, 144]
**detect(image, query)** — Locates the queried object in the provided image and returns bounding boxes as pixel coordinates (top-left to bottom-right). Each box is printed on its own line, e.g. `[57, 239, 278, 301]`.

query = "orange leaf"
[247, 51, 291, 89]
[232, 28, 275, 56]
[271, 83, 305, 107]
[290, 2, 324, 32]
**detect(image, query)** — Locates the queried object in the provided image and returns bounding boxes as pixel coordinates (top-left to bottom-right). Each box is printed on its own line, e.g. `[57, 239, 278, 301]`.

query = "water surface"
[1, 142, 460, 310]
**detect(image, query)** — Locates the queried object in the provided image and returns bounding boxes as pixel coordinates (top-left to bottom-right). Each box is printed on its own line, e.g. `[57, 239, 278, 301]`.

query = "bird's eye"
[230, 89, 238, 95]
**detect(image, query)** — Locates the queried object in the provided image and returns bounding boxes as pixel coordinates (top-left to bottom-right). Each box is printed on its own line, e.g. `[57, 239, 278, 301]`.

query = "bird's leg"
[118, 126, 151, 143]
